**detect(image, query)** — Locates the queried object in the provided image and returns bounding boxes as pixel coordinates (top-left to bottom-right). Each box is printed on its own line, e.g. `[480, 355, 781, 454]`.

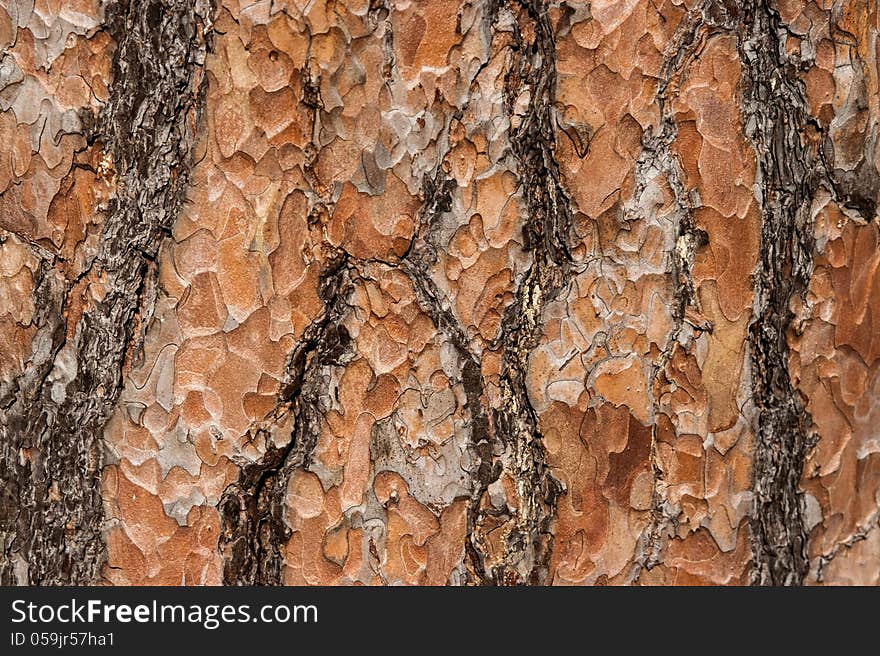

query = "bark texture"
[1, 0, 879, 586]
[0, 0, 212, 584]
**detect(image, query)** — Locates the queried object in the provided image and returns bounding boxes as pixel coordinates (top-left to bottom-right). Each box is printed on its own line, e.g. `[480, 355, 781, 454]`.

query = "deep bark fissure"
[0, 0, 213, 585]
[472, 0, 576, 585]
[219, 254, 354, 586]
[736, 0, 819, 586]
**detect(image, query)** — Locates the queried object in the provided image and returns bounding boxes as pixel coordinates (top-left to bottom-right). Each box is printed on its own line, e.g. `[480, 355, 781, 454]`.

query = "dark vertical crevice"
[0, 259, 69, 584]
[736, 0, 818, 586]
[219, 254, 354, 586]
[216, 12, 378, 587]
[472, 0, 576, 585]
[0, 0, 214, 585]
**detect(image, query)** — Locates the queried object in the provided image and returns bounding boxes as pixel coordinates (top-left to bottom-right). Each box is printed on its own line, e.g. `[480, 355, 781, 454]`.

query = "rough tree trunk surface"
[0, 0, 878, 586]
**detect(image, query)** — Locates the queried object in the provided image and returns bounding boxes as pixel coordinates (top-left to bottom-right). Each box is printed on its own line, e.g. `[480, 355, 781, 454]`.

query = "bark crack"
[219, 253, 354, 586]
[736, 0, 820, 586]
[815, 506, 880, 582]
[400, 168, 496, 585]
[0, 0, 213, 585]
[470, 0, 576, 585]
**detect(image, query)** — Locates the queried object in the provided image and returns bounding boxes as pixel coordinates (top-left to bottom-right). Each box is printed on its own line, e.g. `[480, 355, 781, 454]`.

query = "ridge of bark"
[635, 3, 718, 579]
[400, 168, 496, 585]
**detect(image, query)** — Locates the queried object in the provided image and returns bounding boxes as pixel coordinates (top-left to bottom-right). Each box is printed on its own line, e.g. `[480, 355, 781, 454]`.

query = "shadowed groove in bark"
[474, 0, 575, 585]
[0, 0, 213, 585]
[736, 0, 819, 586]
[215, 9, 365, 585]
[219, 254, 354, 586]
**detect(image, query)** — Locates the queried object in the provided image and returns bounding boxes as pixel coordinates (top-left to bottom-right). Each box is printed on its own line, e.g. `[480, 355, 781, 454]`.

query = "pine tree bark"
[1, 0, 878, 585]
